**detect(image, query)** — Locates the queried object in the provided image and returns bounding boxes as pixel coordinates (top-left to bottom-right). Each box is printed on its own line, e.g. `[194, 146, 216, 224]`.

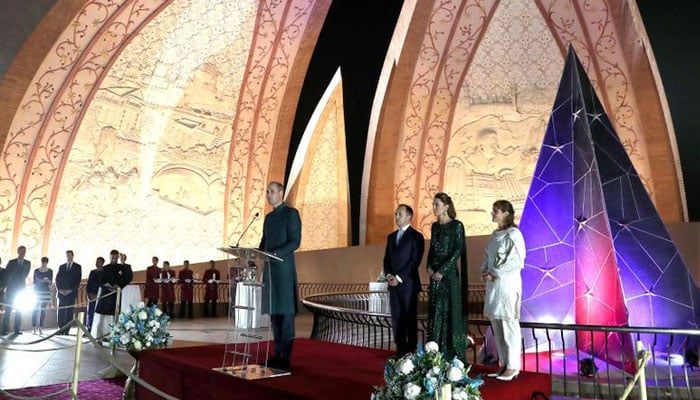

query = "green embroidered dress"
[427, 219, 467, 362]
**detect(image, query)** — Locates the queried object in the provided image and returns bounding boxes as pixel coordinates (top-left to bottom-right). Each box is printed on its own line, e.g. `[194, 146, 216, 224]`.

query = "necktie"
[396, 229, 404, 244]
[68, 263, 71, 271]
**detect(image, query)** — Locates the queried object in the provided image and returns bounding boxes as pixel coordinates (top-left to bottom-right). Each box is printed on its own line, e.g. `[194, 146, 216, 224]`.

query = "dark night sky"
[287, 1, 700, 245]
[637, 1, 700, 222]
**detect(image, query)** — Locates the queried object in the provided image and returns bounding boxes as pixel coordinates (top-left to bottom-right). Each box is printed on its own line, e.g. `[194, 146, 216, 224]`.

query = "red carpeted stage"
[137, 339, 550, 400]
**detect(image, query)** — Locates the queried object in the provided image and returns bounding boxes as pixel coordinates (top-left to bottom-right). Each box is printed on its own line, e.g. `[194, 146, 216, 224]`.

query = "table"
[120, 284, 142, 313]
[90, 285, 143, 338]
[234, 281, 269, 329]
[368, 282, 390, 313]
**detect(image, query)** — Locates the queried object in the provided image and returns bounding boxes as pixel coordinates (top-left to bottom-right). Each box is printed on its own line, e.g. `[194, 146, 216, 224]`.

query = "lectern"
[213, 246, 289, 379]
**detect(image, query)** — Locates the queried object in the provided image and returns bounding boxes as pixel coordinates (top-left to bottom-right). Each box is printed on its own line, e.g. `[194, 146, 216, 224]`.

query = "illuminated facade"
[0, 0, 686, 276]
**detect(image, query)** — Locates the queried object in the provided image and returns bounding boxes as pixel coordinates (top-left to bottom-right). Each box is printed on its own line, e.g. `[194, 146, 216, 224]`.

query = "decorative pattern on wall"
[224, 0, 330, 248]
[535, 0, 651, 196]
[446, 0, 562, 235]
[50, 0, 257, 267]
[287, 74, 350, 251]
[0, 0, 169, 260]
[396, 0, 499, 236]
[366, 0, 681, 243]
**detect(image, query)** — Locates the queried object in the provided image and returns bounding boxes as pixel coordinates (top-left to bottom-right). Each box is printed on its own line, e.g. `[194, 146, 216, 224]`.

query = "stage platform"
[137, 339, 551, 400]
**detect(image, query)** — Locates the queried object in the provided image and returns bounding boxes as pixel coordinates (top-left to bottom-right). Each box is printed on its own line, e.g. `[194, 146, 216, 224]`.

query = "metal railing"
[302, 291, 700, 399]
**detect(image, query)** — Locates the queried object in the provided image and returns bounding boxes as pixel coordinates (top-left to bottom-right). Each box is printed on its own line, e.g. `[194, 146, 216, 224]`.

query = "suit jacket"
[56, 262, 82, 302]
[4, 258, 30, 298]
[95, 262, 133, 315]
[383, 226, 425, 293]
[86, 269, 101, 296]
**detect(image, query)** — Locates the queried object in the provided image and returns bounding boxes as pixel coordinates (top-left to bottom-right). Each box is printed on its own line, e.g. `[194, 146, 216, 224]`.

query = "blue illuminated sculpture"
[519, 46, 699, 369]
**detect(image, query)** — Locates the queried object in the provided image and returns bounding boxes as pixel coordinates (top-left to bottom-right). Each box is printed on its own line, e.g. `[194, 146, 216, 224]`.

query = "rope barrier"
[0, 308, 180, 399]
[0, 289, 117, 349]
[0, 288, 119, 310]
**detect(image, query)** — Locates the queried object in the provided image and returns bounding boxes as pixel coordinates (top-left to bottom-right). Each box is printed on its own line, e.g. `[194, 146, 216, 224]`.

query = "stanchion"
[98, 287, 122, 377]
[70, 312, 86, 400]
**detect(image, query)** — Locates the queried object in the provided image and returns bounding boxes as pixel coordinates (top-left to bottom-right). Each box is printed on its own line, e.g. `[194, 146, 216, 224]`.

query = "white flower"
[136, 301, 145, 309]
[451, 358, 465, 369]
[403, 382, 421, 400]
[425, 341, 439, 353]
[430, 366, 441, 376]
[452, 387, 469, 400]
[133, 340, 142, 350]
[398, 358, 415, 375]
[138, 311, 148, 320]
[120, 334, 130, 345]
[448, 366, 464, 382]
[154, 308, 162, 317]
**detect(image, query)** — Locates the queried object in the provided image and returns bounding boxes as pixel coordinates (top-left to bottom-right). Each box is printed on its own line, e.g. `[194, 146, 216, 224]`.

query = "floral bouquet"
[110, 302, 172, 352]
[377, 271, 388, 283]
[372, 341, 483, 400]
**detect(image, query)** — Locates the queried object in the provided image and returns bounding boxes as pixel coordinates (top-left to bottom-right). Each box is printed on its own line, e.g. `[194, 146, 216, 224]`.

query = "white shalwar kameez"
[481, 227, 526, 370]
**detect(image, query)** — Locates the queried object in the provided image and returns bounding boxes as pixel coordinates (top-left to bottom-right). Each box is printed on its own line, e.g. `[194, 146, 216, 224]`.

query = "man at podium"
[259, 181, 301, 371]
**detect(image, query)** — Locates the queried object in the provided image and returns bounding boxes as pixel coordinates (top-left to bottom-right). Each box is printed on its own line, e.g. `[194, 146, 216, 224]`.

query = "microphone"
[233, 212, 260, 247]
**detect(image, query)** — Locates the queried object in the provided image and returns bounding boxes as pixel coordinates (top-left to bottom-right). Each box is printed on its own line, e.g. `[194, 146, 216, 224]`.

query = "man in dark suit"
[55, 250, 82, 335]
[260, 181, 301, 371]
[2, 245, 31, 335]
[92, 249, 133, 338]
[383, 204, 425, 358]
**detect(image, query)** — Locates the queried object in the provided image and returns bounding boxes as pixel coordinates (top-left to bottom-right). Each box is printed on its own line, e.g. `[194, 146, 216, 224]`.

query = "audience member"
[2, 246, 30, 336]
[85, 257, 104, 331]
[32, 257, 53, 335]
[55, 250, 81, 335]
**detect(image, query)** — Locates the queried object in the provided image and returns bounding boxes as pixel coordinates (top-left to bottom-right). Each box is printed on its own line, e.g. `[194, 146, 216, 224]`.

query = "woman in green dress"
[427, 192, 468, 362]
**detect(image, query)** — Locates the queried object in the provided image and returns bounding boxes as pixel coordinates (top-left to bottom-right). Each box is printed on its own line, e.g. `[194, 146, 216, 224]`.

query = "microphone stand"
[233, 212, 260, 248]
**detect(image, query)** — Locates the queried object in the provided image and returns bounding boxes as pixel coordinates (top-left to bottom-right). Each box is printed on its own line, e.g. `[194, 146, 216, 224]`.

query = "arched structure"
[0, 0, 686, 272]
[363, 0, 685, 243]
[0, 0, 332, 266]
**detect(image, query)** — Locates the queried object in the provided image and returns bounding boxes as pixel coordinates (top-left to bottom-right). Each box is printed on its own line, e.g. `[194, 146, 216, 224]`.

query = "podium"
[213, 246, 289, 380]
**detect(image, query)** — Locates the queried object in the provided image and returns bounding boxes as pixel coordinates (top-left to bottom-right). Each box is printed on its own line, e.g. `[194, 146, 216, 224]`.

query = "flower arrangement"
[372, 341, 483, 400]
[110, 302, 172, 352]
[377, 271, 388, 283]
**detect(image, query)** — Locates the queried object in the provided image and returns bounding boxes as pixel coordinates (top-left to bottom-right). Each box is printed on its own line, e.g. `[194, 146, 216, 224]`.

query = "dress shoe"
[267, 357, 281, 369]
[14, 331, 22, 335]
[487, 367, 506, 378]
[277, 358, 290, 371]
[496, 369, 519, 381]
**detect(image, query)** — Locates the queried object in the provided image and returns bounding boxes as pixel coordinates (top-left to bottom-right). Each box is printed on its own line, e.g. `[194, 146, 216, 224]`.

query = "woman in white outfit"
[481, 200, 526, 381]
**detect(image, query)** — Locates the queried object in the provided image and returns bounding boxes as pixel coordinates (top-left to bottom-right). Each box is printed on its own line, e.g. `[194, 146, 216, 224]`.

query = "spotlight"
[579, 357, 598, 377]
[684, 348, 699, 371]
[13, 288, 37, 313]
